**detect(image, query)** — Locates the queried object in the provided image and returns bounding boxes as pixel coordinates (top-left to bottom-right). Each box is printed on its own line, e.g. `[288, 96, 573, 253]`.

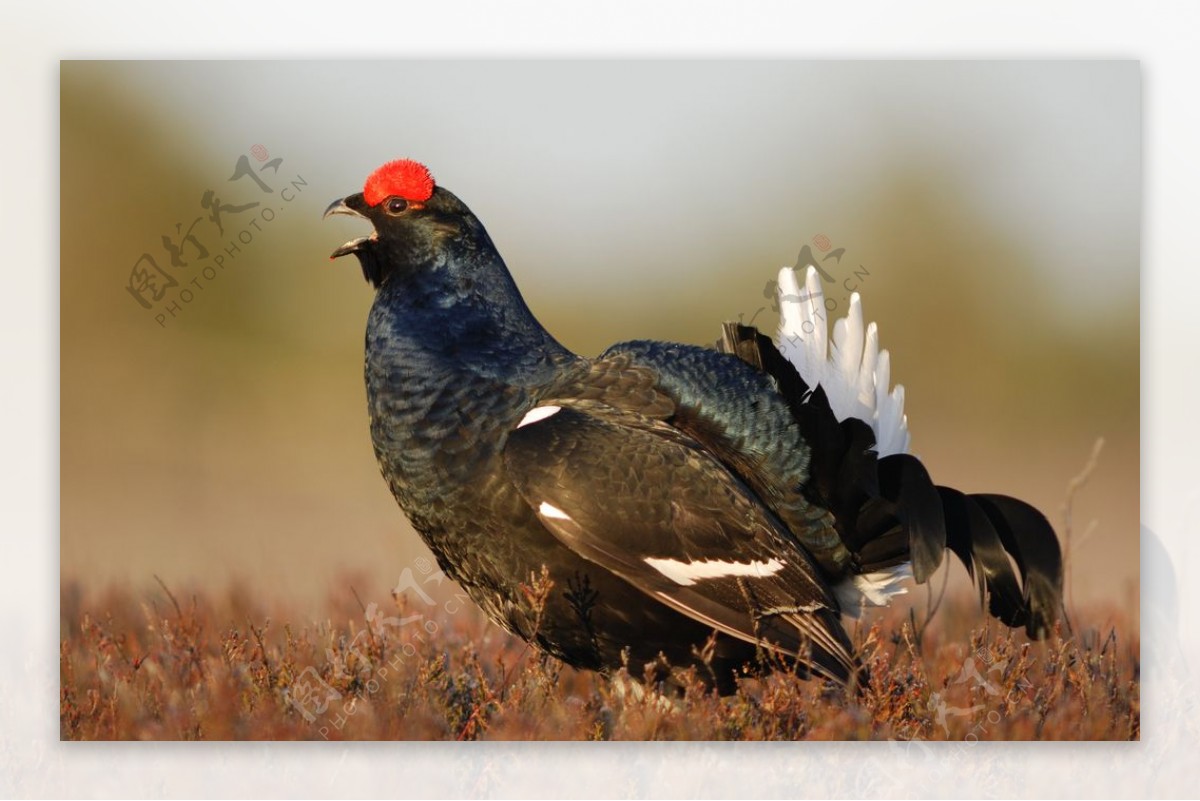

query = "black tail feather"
[718, 321, 1064, 639]
[876, 454, 946, 583]
[968, 493, 1063, 638]
[937, 486, 1029, 629]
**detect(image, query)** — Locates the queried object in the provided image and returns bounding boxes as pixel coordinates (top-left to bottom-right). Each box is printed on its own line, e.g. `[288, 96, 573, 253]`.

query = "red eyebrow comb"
[363, 159, 435, 206]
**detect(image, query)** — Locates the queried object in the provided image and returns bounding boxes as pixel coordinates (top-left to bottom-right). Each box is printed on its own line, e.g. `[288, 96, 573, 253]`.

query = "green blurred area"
[60, 62, 1139, 618]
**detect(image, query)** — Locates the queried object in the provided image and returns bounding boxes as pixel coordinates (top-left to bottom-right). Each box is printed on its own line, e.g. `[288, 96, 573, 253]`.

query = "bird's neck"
[369, 252, 574, 384]
[363, 253, 576, 516]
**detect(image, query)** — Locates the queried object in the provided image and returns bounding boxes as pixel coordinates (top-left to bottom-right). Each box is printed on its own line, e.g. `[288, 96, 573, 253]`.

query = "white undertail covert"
[776, 264, 915, 614]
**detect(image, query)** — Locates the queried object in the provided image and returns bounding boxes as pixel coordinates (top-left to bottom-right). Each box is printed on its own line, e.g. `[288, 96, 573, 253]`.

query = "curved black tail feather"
[719, 322, 1063, 639]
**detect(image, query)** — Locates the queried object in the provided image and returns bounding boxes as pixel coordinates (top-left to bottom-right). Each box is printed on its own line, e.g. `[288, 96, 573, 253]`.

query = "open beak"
[324, 193, 374, 259]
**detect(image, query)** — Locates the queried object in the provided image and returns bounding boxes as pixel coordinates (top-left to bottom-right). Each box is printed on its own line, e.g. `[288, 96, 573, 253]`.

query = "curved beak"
[324, 193, 373, 259]
[324, 192, 368, 219]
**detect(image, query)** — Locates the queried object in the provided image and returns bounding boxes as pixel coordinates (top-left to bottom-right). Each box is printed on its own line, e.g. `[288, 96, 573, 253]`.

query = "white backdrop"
[6, 1, 1194, 797]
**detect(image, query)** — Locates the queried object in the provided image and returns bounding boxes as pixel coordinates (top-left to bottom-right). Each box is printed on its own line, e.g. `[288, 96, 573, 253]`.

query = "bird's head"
[324, 159, 485, 288]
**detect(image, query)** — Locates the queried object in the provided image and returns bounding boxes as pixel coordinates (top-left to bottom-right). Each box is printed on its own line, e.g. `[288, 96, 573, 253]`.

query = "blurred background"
[61, 61, 1139, 620]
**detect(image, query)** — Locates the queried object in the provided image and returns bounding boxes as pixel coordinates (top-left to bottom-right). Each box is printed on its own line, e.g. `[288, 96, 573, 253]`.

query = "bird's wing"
[601, 322, 1061, 638]
[597, 340, 857, 577]
[501, 403, 858, 683]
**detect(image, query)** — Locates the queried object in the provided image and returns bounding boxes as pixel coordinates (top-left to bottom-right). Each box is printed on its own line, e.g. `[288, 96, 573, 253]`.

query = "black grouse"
[324, 159, 1063, 693]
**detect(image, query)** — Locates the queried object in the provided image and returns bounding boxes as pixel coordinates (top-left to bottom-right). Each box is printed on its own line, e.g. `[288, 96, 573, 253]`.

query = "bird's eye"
[385, 197, 408, 215]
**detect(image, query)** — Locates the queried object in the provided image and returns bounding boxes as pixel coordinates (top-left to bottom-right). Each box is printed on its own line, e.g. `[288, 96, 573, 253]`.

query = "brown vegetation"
[59, 572, 1138, 741]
